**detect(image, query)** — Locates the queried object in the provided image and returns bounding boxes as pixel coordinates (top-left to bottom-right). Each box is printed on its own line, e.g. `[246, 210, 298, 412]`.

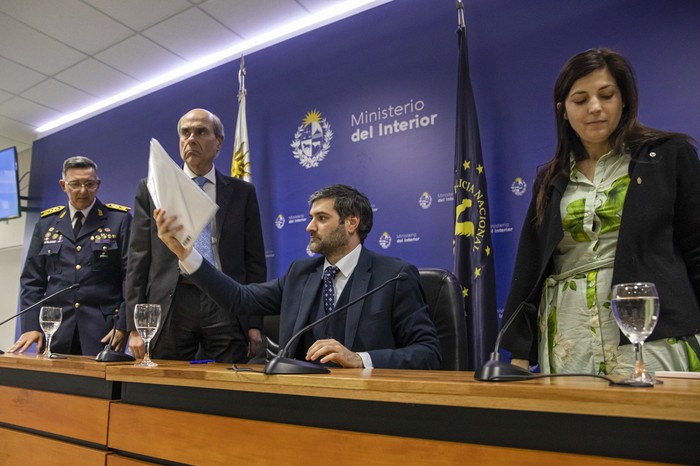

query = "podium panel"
[0, 427, 108, 465]
[108, 402, 667, 466]
[106, 361, 700, 465]
[0, 354, 120, 459]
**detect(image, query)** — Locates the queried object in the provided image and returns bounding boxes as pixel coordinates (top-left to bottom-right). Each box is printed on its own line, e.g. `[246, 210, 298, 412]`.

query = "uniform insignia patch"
[105, 203, 131, 212]
[40, 205, 65, 217]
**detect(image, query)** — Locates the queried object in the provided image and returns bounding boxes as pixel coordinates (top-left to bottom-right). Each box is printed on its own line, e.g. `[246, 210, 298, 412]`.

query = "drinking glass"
[611, 282, 660, 385]
[39, 306, 62, 359]
[133, 304, 161, 367]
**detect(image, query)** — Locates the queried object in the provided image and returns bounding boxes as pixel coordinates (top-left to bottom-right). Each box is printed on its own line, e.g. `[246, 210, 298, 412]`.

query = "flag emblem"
[378, 232, 392, 249]
[291, 109, 333, 169]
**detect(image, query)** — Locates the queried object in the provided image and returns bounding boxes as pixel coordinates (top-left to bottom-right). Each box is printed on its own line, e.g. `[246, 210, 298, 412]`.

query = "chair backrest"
[419, 268, 469, 371]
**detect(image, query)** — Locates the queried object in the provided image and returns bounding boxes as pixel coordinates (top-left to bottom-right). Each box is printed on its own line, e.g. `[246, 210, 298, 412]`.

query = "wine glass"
[611, 282, 660, 385]
[133, 304, 161, 367]
[39, 306, 62, 359]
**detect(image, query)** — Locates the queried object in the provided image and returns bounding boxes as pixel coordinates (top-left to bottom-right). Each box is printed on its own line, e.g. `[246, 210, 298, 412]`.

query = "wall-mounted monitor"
[0, 146, 21, 220]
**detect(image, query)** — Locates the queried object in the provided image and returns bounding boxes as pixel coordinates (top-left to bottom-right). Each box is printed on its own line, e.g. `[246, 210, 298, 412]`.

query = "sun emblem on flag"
[291, 109, 333, 169]
[231, 141, 250, 179]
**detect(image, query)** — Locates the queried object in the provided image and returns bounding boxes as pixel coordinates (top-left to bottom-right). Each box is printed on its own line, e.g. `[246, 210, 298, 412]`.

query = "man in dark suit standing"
[10, 156, 132, 356]
[126, 108, 266, 363]
[155, 184, 440, 370]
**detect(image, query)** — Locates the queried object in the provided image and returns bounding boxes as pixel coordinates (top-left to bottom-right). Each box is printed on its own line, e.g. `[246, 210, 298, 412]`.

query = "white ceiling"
[0, 0, 382, 153]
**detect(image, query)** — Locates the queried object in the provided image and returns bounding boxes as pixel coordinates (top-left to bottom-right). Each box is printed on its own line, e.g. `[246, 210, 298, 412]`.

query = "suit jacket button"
[76, 264, 81, 270]
[75, 303, 80, 309]
[76, 245, 82, 251]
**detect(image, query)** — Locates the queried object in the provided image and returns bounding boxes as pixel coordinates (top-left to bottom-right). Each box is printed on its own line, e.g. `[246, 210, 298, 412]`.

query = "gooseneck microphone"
[95, 309, 135, 362]
[474, 301, 535, 381]
[0, 283, 80, 354]
[263, 272, 408, 375]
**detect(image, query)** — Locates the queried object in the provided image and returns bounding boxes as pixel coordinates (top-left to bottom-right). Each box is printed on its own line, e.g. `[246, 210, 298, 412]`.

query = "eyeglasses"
[65, 180, 100, 191]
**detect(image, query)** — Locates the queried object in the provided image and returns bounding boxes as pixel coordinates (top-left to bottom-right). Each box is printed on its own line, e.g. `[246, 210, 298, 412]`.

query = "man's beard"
[309, 223, 347, 256]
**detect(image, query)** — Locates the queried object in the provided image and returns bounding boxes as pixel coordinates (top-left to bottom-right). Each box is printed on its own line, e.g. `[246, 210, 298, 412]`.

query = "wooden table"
[105, 361, 700, 465]
[0, 353, 122, 465]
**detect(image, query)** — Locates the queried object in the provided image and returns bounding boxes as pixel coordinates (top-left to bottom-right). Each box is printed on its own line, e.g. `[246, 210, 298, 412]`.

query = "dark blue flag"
[453, 8, 498, 370]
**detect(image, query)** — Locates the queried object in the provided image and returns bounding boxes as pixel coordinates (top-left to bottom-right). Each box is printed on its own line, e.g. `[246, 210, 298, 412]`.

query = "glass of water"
[133, 304, 161, 367]
[39, 306, 62, 359]
[611, 282, 660, 385]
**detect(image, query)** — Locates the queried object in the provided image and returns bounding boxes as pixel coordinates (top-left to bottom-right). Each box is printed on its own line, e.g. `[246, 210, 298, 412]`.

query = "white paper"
[146, 138, 218, 248]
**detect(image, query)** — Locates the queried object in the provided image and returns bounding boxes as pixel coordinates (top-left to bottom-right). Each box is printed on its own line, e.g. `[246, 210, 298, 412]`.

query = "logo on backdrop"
[274, 214, 285, 229]
[418, 191, 432, 209]
[378, 232, 392, 249]
[291, 109, 333, 169]
[510, 177, 527, 196]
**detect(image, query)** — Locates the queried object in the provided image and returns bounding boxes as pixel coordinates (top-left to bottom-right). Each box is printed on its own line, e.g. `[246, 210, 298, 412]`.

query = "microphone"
[474, 301, 535, 381]
[0, 283, 80, 354]
[263, 272, 408, 375]
[95, 309, 135, 362]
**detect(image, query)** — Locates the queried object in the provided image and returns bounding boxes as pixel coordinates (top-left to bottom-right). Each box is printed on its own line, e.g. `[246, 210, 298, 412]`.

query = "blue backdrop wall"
[27, 0, 700, 328]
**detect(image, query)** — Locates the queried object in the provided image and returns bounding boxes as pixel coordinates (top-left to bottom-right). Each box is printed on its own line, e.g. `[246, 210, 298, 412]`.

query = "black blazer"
[125, 170, 267, 346]
[502, 137, 700, 361]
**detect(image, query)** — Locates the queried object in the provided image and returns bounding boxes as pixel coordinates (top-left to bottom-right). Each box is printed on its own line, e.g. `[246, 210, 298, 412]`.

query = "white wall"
[0, 147, 31, 351]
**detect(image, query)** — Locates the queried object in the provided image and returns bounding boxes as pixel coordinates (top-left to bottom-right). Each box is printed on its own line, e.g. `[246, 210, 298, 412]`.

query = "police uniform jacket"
[20, 198, 132, 355]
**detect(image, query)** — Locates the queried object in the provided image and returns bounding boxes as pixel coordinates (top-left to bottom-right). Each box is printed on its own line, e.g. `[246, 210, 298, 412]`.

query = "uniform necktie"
[193, 177, 215, 265]
[323, 265, 340, 314]
[73, 211, 83, 237]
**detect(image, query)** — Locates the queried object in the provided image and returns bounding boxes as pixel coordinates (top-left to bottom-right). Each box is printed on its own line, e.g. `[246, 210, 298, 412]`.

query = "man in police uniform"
[9, 156, 132, 356]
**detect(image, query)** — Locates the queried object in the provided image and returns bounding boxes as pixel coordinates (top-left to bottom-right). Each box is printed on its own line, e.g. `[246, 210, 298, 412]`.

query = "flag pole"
[231, 56, 251, 181]
[238, 55, 247, 97]
[457, 0, 465, 29]
[452, 0, 498, 370]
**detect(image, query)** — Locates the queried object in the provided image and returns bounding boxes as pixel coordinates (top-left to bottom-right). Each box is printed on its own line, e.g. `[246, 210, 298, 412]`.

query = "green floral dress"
[538, 151, 700, 375]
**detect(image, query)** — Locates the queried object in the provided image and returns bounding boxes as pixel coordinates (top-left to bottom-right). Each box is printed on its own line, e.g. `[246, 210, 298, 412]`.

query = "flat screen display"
[0, 146, 20, 220]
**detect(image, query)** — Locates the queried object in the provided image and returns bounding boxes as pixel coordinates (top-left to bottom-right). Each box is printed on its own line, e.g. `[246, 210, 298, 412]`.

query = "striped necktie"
[193, 177, 215, 265]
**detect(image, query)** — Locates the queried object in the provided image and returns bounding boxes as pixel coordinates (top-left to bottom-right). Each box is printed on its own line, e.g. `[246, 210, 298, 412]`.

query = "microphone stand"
[95, 310, 135, 362]
[474, 302, 535, 381]
[0, 283, 80, 355]
[264, 273, 407, 375]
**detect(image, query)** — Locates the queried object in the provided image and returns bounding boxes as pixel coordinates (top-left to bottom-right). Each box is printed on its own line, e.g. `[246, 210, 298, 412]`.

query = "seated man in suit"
[155, 184, 441, 369]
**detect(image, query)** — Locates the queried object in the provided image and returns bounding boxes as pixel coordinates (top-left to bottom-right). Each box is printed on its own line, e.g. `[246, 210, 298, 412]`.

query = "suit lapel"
[343, 247, 371, 350]
[214, 170, 231, 243]
[55, 208, 73, 241]
[286, 262, 323, 356]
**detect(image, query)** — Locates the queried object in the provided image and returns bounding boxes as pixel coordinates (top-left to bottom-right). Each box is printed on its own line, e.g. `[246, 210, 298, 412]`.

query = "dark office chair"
[262, 314, 280, 360]
[418, 268, 469, 371]
[245, 315, 280, 364]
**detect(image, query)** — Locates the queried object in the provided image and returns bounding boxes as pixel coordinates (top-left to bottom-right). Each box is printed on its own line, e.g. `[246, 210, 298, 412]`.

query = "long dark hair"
[534, 47, 692, 227]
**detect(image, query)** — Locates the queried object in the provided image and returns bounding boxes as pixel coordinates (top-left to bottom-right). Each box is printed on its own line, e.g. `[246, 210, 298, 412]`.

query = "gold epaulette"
[105, 203, 131, 212]
[40, 205, 65, 218]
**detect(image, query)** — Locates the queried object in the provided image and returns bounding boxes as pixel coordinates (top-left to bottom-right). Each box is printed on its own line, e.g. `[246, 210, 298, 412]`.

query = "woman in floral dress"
[501, 48, 700, 375]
